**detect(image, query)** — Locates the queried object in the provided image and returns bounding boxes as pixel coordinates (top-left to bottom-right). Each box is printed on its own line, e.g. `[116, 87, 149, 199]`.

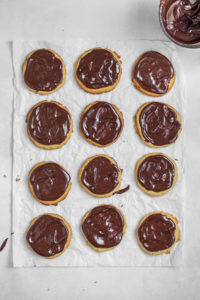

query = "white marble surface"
[0, 0, 200, 299]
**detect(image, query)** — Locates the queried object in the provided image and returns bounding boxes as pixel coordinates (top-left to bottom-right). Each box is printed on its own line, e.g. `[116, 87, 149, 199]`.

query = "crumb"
[30, 158, 32, 161]
[34, 264, 36, 267]
[11, 232, 14, 235]
[16, 178, 20, 182]
[121, 205, 124, 208]
[94, 281, 97, 284]
[3, 174, 7, 178]
[47, 288, 50, 291]
[175, 158, 178, 161]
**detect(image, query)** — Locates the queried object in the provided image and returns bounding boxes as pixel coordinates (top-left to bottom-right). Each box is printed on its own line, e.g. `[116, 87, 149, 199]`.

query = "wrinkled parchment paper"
[12, 40, 185, 267]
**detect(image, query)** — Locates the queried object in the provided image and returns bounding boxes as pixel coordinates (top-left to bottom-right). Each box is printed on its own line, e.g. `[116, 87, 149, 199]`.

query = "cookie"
[136, 211, 180, 255]
[79, 101, 124, 147]
[135, 153, 177, 196]
[28, 162, 71, 205]
[135, 102, 182, 147]
[82, 204, 126, 252]
[132, 51, 175, 96]
[75, 48, 122, 94]
[26, 100, 73, 150]
[78, 155, 122, 198]
[22, 49, 66, 95]
[26, 213, 72, 258]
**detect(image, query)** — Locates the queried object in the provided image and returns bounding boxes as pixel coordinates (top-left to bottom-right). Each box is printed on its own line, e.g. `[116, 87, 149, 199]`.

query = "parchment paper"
[12, 40, 185, 267]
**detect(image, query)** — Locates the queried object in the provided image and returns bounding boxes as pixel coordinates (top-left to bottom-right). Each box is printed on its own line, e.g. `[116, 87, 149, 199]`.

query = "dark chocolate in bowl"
[159, 0, 200, 48]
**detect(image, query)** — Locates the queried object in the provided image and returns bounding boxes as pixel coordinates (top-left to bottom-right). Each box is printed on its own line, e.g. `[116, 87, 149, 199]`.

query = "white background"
[0, 0, 199, 298]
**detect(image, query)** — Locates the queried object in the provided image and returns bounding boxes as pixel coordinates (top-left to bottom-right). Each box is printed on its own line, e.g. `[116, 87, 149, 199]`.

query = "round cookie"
[136, 211, 180, 255]
[78, 154, 122, 198]
[132, 51, 175, 97]
[28, 161, 71, 206]
[22, 49, 66, 95]
[26, 100, 73, 150]
[135, 153, 177, 196]
[79, 101, 124, 147]
[75, 47, 122, 94]
[26, 213, 72, 259]
[135, 102, 182, 147]
[81, 204, 127, 252]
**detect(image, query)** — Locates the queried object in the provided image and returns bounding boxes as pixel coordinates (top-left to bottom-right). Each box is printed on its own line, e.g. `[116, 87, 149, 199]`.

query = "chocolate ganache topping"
[137, 155, 175, 192]
[26, 214, 69, 257]
[27, 102, 71, 146]
[81, 156, 119, 195]
[139, 102, 181, 146]
[133, 51, 174, 94]
[138, 213, 176, 252]
[80, 102, 122, 146]
[160, 0, 200, 44]
[24, 49, 63, 92]
[76, 49, 120, 89]
[30, 163, 70, 202]
[82, 205, 124, 248]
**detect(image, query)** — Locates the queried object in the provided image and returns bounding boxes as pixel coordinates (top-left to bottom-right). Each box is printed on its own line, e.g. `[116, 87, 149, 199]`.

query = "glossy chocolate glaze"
[137, 155, 175, 192]
[76, 49, 120, 89]
[160, 0, 200, 44]
[24, 49, 63, 92]
[26, 214, 68, 257]
[0, 238, 8, 252]
[27, 102, 71, 146]
[114, 185, 130, 195]
[82, 205, 124, 248]
[138, 213, 176, 252]
[30, 163, 70, 202]
[139, 102, 181, 146]
[80, 101, 122, 146]
[81, 156, 119, 195]
[133, 51, 174, 94]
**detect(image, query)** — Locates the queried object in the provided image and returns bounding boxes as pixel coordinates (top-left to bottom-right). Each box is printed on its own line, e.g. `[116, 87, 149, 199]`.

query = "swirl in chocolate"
[81, 156, 119, 195]
[80, 101, 122, 146]
[24, 49, 63, 92]
[27, 101, 71, 146]
[82, 205, 124, 248]
[138, 213, 176, 252]
[26, 214, 69, 257]
[160, 0, 200, 44]
[76, 49, 120, 89]
[137, 155, 175, 192]
[30, 163, 70, 202]
[139, 102, 181, 146]
[133, 51, 174, 94]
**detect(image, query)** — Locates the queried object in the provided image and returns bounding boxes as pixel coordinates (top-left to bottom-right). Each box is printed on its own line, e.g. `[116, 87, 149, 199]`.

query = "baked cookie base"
[136, 211, 180, 255]
[28, 161, 71, 206]
[135, 152, 178, 196]
[78, 154, 122, 198]
[81, 204, 127, 252]
[22, 49, 66, 95]
[132, 52, 175, 97]
[134, 102, 182, 148]
[26, 213, 72, 259]
[26, 100, 73, 150]
[79, 101, 124, 147]
[75, 47, 122, 94]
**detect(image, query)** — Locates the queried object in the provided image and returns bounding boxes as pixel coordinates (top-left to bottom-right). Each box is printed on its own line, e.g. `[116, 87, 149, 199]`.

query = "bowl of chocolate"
[159, 0, 200, 48]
